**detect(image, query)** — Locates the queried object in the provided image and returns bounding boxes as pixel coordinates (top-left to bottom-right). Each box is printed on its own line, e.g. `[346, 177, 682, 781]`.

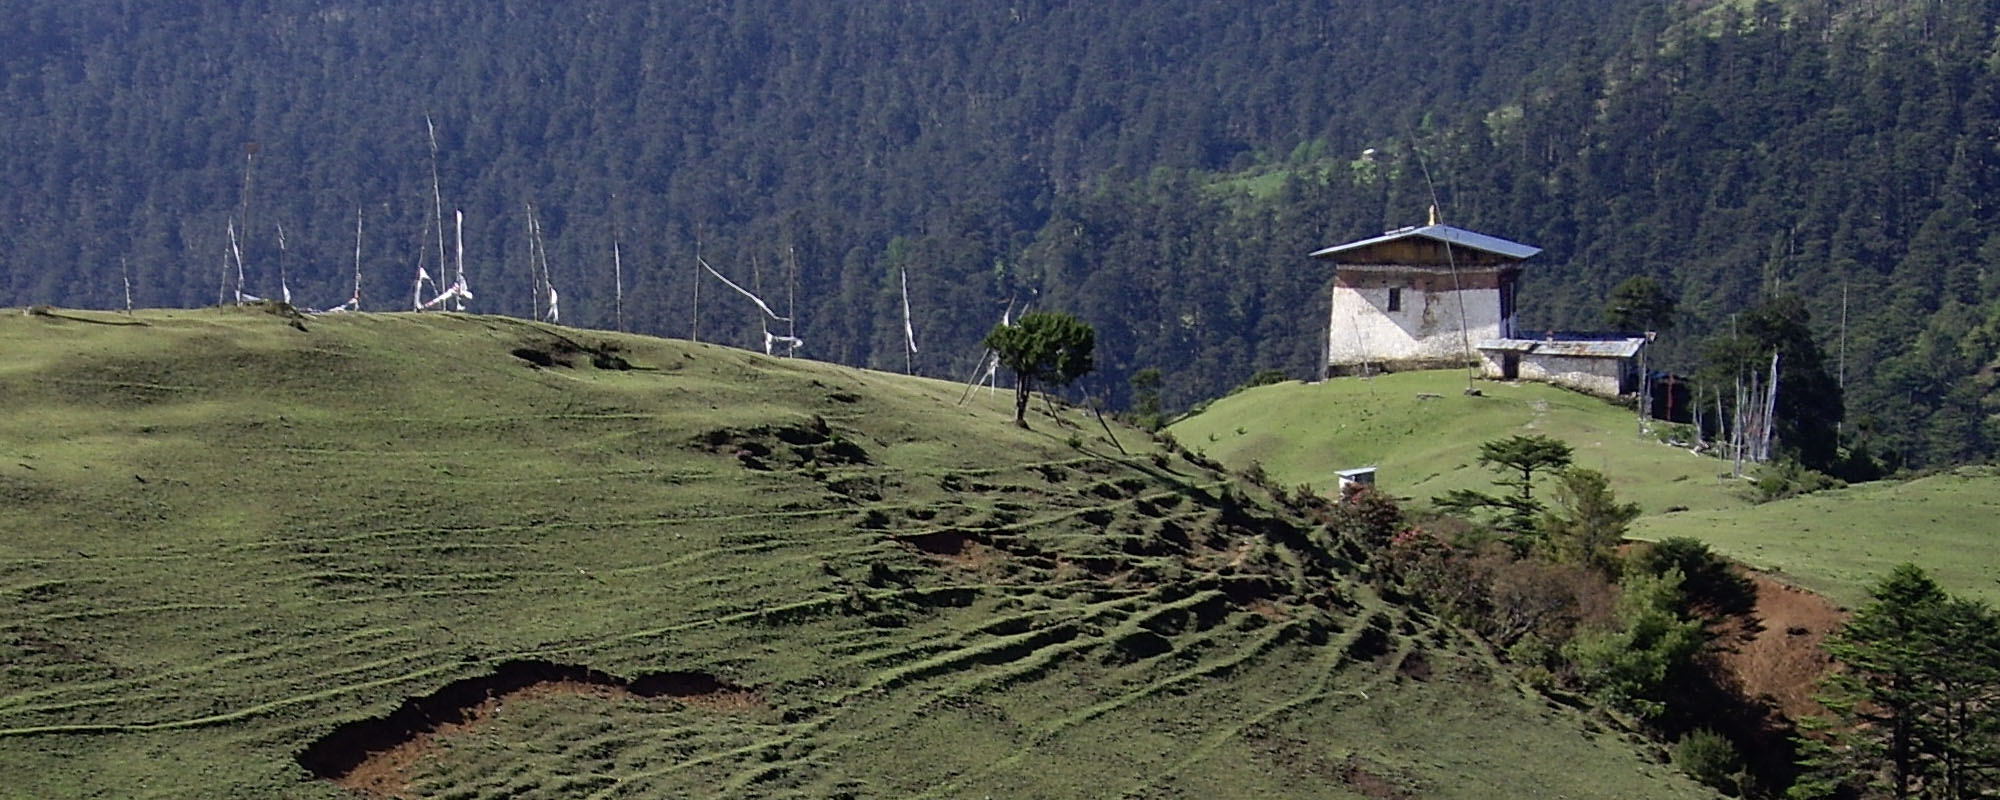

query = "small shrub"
[1752, 460, 1843, 502]
[1335, 485, 1404, 551]
[1652, 423, 1696, 445]
[1064, 433, 1083, 449]
[1239, 460, 1270, 489]
[1630, 537, 1755, 618]
[1671, 728, 1742, 794]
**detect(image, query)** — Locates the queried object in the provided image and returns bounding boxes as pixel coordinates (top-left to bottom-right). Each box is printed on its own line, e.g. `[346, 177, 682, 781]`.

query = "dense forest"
[4, 0, 1998, 466]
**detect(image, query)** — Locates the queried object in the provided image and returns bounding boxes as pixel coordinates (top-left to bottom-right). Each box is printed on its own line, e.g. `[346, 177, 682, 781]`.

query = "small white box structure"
[1336, 467, 1378, 493]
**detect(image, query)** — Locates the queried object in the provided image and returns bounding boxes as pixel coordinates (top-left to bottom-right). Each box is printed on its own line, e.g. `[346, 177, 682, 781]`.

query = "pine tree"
[983, 311, 1096, 429]
[1801, 564, 2000, 799]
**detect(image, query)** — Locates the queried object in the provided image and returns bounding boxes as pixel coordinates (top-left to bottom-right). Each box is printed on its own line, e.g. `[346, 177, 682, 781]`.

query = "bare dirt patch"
[1714, 572, 1844, 722]
[899, 530, 1003, 572]
[1243, 598, 1289, 622]
[299, 660, 761, 799]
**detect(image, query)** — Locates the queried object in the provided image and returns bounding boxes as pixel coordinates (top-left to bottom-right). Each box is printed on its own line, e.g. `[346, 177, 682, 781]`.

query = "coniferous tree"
[983, 311, 1095, 429]
[1801, 565, 2000, 800]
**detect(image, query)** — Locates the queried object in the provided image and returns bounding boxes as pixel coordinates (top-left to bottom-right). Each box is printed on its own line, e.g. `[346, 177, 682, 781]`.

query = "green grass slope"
[1170, 371, 2000, 608]
[0, 308, 1712, 799]
[1632, 467, 2000, 607]
[1167, 371, 1749, 516]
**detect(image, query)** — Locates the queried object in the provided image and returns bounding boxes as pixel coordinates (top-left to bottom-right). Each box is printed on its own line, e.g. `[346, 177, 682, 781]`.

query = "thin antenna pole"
[237, 142, 258, 298]
[524, 203, 541, 320]
[786, 245, 799, 358]
[1410, 136, 1478, 395]
[614, 240, 625, 332]
[426, 115, 447, 297]
[218, 224, 231, 306]
[1763, 352, 1780, 461]
[352, 206, 365, 310]
[1837, 281, 1848, 390]
[1837, 280, 1847, 436]
[691, 235, 702, 342]
[1637, 342, 1648, 434]
[453, 210, 466, 312]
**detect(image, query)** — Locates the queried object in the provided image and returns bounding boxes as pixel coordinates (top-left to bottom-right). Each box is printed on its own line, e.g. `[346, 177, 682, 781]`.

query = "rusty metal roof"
[1309, 224, 1541, 261]
[1476, 337, 1646, 358]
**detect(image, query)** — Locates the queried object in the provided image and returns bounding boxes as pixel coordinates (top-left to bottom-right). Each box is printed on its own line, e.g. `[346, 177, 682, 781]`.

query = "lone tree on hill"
[1435, 434, 1575, 533]
[984, 311, 1095, 429]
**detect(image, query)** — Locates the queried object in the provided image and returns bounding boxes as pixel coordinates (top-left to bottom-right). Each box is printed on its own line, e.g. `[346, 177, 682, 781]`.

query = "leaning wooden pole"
[613, 240, 625, 332]
[691, 236, 703, 342]
[1762, 352, 1781, 462]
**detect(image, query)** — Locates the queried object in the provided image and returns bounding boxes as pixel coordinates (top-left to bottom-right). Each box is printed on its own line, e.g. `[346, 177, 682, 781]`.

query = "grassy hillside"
[0, 308, 1713, 799]
[1170, 371, 2000, 608]
[1632, 468, 2000, 607]
[1166, 371, 1750, 516]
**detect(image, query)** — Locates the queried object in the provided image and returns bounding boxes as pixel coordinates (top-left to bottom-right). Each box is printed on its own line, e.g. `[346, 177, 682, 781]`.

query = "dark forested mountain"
[4, 0, 1999, 466]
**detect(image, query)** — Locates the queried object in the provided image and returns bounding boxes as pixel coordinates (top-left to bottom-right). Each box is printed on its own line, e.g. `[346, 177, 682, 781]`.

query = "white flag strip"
[762, 328, 805, 355]
[900, 269, 918, 354]
[453, 210, 469, 308]
[352, 206, 364, 311]
[276, 223, 291, 305]
[228, 221, 247, 304]
[700, 257, 789, 321]
[413, 266, 434, 310]
[421, 281, 469, 310]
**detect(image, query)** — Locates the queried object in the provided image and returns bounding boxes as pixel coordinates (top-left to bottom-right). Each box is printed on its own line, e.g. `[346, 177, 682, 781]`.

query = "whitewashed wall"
[1477, 351, 1629, 397]
[1327, 285, 1504, 367]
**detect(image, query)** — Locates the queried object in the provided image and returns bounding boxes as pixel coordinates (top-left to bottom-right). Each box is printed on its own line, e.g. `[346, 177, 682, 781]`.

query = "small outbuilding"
[1475, 336, 1647, 398]
[1335, 466, 1378, 493]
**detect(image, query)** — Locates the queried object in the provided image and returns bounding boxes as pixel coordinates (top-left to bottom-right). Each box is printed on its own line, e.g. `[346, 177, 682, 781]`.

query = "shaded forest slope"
[4, 0, 1999, 464]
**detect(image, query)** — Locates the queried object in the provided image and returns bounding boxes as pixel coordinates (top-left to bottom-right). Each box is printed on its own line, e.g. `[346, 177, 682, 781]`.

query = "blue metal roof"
[1309, 224, 1542, 261]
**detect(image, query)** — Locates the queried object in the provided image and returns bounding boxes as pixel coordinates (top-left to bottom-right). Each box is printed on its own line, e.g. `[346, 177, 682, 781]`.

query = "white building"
[1312, 221, 1649, 398]
[1474, 337, 1647, 398]
[1312, 222, 1538, 376]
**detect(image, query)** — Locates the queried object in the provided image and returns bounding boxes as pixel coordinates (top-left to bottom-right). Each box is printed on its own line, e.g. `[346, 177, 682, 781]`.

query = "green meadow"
[0, 309, 1712, 799]
[1168, 371, 1750, 516]
[1172, 371, 2000, 606]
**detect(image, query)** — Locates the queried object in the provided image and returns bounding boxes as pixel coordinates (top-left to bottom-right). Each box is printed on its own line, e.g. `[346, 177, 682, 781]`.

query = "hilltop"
[1171, 371, 2000, 607]
[1167, 371, 1750, 517]
[0, 309, 1714, 798]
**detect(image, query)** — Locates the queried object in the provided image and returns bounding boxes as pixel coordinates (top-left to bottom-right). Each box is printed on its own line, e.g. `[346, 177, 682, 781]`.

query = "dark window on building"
[1387, 288, 1402, 312]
